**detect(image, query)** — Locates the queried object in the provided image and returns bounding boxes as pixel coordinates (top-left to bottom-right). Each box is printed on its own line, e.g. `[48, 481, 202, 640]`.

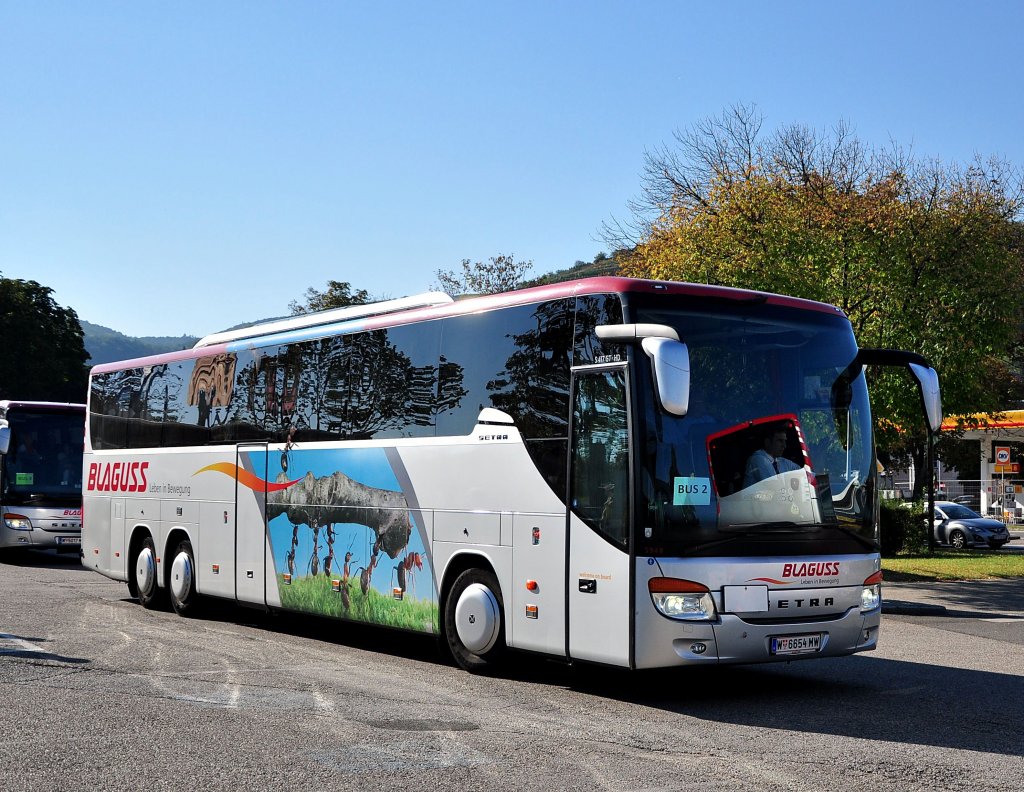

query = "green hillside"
[520, 252, 622, 287]
[81, 320, 198, 365]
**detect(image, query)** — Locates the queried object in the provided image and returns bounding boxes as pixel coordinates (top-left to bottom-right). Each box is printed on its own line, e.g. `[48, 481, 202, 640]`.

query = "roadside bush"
[880, 500, 928, 556]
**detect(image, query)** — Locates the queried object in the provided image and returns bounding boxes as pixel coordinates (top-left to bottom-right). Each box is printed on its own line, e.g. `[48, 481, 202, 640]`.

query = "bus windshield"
[633, 302, 875, 557]
[1, 409, 84, 506]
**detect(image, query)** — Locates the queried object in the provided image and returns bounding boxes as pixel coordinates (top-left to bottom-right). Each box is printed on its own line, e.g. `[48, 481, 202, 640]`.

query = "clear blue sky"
[2, 1, 1022, 337]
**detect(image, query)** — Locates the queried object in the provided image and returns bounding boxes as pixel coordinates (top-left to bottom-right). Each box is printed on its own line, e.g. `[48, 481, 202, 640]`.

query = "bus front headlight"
[3, 513, 32, 531]
[861, 571, 883, 612]
[648, 577, 717, 621]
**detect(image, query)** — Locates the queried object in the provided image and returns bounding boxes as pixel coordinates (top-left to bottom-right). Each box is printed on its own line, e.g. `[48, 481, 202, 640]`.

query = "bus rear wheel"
[168, 539, 200, 616]
[444, 568, 506, 673]
[133, 535, 165, 609]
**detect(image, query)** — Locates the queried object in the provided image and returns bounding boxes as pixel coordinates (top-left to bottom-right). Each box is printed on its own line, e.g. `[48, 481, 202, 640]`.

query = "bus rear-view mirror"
[0, 421, 9, 455]
[909, 362, 943, 434]
[852, 348, 944, 435]
[641, 337, 690, 417]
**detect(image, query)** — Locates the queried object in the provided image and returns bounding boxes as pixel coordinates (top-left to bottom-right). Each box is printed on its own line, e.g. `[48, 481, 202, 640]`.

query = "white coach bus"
[82, 278, 941, 671]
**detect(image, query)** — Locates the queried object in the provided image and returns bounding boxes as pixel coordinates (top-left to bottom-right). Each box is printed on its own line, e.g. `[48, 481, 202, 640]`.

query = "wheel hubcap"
[454, 583, 499, 654]
[136, 546, 156, 596]
[170, 550, 193, 602]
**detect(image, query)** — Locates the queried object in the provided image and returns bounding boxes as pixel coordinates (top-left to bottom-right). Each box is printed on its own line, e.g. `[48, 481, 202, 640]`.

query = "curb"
[882, 600, 947, 616]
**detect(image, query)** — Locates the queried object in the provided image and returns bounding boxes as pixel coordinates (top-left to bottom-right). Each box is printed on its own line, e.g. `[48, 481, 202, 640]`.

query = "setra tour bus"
[81, 278, 941, 671]
[0, 400, 86, 554]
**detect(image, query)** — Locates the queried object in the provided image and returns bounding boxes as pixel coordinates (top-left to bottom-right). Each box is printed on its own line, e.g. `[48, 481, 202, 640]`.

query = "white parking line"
[0, 632, 46, 655]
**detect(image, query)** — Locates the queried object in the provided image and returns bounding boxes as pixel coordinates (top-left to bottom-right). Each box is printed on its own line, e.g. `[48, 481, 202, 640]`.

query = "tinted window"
[574, 294, 624, 366]
[310, 322, 442, 441]
[2, 409, 85, 503]
[632, 301, 876, 557]
[938, 504, 979, 520]
[437, 300, 573, 439]
[91, 354, 254, 449]
[571, 368, 630, 547]
[437, 300, 573, 500]
[143, 360, 203, 446]
[89, 322, 446, 448]
[89, 370, 136, 449]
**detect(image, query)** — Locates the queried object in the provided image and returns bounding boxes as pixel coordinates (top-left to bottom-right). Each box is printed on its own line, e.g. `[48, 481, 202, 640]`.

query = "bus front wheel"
[168, 539, 200, 616]
[444, 568, 506, 673]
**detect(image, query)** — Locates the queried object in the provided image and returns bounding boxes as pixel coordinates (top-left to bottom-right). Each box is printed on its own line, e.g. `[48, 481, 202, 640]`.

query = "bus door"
[567, 366, 633, 666]
[235, 443, 269, 605]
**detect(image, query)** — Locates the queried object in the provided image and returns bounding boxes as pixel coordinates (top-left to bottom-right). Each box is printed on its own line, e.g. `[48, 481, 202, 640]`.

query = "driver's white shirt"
[744, 449, 799, 487]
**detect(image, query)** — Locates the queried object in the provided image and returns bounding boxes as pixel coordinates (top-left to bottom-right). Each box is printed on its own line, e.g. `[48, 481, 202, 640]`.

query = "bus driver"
[744, 427, 799, 487]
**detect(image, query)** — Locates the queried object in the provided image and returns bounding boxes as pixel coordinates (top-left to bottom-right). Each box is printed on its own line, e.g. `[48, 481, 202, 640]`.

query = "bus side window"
[571, 369, 629, 546]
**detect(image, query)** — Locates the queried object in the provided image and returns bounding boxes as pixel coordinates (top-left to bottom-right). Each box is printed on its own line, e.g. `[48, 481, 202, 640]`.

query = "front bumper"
[1, 520, 81, 551]
[634, 605, 881, 669]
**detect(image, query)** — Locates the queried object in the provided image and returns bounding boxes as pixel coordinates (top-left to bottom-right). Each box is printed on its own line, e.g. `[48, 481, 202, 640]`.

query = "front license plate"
[56, 536, 81, 546]
[770, 633, 822, 655]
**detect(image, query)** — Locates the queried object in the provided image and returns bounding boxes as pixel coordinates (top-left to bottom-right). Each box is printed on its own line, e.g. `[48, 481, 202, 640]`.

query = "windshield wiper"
[674, 521, 879, 556]
[726, 521, 878, 551]
[682, 534, 750, 554]
[682, 525, 812, 554]
[718, 521, 813, 533]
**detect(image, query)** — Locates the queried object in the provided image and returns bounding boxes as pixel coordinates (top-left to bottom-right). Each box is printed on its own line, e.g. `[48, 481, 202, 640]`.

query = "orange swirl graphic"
[748, 577, 789, 585]
[194, 462, 300, 492]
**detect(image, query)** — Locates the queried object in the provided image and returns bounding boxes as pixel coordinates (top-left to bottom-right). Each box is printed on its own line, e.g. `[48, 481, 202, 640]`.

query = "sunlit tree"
[0, 274, 89, 402]
[609, 105, 1024, 497]
[434, 254, 533, 296]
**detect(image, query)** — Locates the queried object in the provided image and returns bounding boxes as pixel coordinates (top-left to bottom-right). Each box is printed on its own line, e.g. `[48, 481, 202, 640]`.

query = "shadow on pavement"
[0, 548, 86, 568]
[107, 581, 1024, 759]
[179, 597, 1023, 758]
[0, 631, 91, 664]
[558, 657, 1023, 758]
[185, 598, 454, 667]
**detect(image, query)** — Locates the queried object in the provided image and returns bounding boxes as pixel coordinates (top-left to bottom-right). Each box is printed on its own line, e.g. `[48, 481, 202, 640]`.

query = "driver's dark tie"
[773, 459, 780, 474]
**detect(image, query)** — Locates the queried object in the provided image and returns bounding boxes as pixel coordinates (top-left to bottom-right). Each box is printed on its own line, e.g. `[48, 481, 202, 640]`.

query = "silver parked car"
[932, 501, 1011, 549]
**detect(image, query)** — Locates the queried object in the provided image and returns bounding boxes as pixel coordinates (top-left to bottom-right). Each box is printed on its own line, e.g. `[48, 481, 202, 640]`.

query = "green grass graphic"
[277, 573, 438, 633]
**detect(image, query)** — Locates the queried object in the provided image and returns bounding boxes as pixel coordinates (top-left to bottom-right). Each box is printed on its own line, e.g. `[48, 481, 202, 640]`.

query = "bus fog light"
[3, 513, 32, 531]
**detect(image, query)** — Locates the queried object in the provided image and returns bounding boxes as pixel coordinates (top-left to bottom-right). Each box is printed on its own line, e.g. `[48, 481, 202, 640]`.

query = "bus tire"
[443, 567, 506, 673]
[133, 535, 165, 609]
[168, 539, 200, 617]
